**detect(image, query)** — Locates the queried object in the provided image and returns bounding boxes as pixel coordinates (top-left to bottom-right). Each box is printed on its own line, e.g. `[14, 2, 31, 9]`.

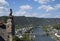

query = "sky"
[0, 0, 60, 18]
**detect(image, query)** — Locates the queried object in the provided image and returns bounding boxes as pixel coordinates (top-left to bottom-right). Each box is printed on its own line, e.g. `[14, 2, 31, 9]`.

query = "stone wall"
[0, 9, 15, 41]
[0, 24, 7, 41]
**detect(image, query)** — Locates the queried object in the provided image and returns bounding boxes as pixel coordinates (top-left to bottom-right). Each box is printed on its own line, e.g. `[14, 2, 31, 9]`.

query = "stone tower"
[0, 21, 7, 41]
[0, 9, 15, 41]
[6, 9, 15, 41]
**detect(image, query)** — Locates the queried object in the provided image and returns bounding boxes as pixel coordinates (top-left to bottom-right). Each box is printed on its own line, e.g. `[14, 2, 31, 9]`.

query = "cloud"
[15, 10, 38, 17]
[0, 7, 9, 16]
[55, 15, 60, 18]
[39, 13, 51, 18]
[54, 4, 60, 9]
[0, 0, 9, 7]
[25, 13, 38, 17]
[54, 12, 60, 18]
[14, 10, 26, 16]
[14, 5, 33, 16]
[15, 4, 60, 18]
[20, 5, 32, 10]
[38, 5, 54, 12]
[34, 0, 55, 4]
[0, 0, 9, 16]
[38, 4, 60, 12]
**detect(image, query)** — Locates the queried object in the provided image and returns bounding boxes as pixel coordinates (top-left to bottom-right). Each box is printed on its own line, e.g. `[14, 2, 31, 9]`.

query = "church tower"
[6, 9, 15, 41]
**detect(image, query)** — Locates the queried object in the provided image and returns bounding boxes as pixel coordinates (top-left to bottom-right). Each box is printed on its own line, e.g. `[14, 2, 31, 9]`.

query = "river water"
[33, 27, 55, 41]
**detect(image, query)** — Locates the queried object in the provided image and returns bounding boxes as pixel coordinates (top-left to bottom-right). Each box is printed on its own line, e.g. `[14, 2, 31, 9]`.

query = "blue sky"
[0, 0, 60, 18]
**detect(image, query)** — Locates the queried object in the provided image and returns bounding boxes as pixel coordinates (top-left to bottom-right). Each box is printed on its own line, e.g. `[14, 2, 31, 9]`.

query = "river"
[33, 27, 55, 41]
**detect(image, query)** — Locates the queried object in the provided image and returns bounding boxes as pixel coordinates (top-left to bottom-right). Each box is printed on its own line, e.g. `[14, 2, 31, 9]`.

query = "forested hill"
[0, 16, 60, 26]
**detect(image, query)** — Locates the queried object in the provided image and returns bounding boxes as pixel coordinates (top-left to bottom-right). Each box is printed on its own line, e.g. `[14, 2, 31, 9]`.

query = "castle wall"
[0, 25, 7, 41]
[0, 9, 15, 41]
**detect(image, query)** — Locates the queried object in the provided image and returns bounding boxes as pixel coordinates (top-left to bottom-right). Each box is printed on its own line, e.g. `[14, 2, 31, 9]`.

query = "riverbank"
[43, 26, 60, 41]
[33, 27, 55, 41]
[15, 26, 35, 41]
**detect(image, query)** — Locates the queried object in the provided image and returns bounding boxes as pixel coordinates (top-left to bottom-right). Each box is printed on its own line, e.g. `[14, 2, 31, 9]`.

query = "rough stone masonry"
[0, 9, 15, 41]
